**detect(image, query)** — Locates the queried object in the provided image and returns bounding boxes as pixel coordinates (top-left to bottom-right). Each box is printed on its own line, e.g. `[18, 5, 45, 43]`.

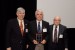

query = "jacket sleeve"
[44, 23, 50, 42]
[28, 22, 35, 42]
[64, 26, 68, 48]
[6, 21, 12, 48]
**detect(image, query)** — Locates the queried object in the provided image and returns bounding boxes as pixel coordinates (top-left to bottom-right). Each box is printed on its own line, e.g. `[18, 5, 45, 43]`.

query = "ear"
[16, 12, 18, 15]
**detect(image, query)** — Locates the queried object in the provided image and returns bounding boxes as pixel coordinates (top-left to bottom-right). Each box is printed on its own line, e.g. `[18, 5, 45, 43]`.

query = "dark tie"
[37, 22, 41, 33]
[54, 26, 57, 43]
[35, 22, 44, 50]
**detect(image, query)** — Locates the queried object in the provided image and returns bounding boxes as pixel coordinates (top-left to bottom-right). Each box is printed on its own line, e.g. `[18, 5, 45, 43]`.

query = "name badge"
[43, 28, 47, 32]
[59, 34, 63, 38]
[26, 29, 28, 33]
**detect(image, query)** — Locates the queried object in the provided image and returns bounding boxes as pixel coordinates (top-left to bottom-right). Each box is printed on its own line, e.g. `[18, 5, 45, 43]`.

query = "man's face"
[35, 11, 43, 21]
[16, 11, 25, 20]
[53, 18, 61, 26]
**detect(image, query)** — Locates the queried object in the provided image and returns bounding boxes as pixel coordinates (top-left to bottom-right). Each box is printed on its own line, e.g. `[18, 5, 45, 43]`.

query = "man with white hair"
[48, 16, 68, 50]
[28, 9, 49, 50]
[6, 7, 29, 50]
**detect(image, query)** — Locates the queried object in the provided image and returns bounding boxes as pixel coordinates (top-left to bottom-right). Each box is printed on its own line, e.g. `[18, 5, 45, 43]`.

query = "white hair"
[16, 7, 25, 13]
[35, 9, 43, 15]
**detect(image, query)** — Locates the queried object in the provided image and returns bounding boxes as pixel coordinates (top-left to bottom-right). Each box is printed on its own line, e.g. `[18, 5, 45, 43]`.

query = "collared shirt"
[36, 20, 42, 32]
[17, 18, 24, 30]
[52, 25, 59, 42]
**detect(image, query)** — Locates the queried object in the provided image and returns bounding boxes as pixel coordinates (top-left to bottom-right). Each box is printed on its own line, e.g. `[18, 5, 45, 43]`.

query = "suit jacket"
[48, 24, 68, 50]
[6, 18, 29, 50]
[28, 20, 49, 50]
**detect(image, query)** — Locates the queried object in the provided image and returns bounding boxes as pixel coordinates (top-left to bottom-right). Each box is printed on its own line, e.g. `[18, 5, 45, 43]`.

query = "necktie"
[37, 22, 41, 33]
[54, 26, 57, 43]
[36, 22, 44, 50]
[20, 21, 23, 36]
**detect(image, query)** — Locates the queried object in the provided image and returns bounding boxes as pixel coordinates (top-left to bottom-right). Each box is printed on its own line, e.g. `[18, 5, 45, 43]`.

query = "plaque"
[36, 33, 42, 43]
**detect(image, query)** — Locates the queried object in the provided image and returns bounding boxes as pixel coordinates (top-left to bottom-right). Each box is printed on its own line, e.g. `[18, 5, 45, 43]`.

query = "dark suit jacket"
[48, 24, 68, 50]
[6, 18, 29, 50]
[28, 20, 49, 50]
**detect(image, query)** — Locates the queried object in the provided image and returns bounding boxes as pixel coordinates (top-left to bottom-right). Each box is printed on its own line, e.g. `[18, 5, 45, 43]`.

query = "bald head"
[53, 16, 61, 26]
[54, 16, 61, 21]
[35, 9, 43, 21]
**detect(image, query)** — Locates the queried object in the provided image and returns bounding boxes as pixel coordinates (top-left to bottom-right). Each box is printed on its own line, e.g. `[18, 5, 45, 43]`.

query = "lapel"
[42, 20, 46, 33]
[42, 20, 45, 29]
[59, 24, 62, 35]
[15, 19, 22, 36]
[23, 20, 27, 36]
[24, 20, 26, 33]
[16, 19, 27, 37]
[42, 21, 44, 33]
[58, 24, 64, 39]
[34, 20, 37, 33]
[51, 25, 53, 39]
[51, 25, 53, 34]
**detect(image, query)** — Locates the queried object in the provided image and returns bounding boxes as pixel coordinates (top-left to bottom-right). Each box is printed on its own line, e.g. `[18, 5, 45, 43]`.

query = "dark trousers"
[49, 42, 64, 50]
[50, 43, 58, 50]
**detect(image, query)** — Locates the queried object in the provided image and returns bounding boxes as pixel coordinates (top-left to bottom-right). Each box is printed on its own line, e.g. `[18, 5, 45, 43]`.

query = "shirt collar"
[36, 20, 42, 23]
[17, 17, 24, 22]
[53, 25, 59, 28]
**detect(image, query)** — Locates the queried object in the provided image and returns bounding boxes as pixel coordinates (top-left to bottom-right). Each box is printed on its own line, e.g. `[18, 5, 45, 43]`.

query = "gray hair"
[35, 9, 43, 15]
[16, 7, 25, 13]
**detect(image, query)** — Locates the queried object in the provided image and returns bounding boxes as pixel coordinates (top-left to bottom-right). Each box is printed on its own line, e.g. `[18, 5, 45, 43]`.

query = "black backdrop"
[1, 0, 75, 50]
[1, 0, 36, 50]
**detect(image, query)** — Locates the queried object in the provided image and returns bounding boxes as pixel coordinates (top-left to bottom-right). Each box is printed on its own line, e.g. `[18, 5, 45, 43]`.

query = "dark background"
[1, 0, 36, 50]
[1, 0, 75, 50]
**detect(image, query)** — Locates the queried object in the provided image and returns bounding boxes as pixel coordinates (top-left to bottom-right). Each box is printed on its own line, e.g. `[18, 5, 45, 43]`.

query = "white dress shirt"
[36, 20, 42, 31]
[52, 25, 59, 42]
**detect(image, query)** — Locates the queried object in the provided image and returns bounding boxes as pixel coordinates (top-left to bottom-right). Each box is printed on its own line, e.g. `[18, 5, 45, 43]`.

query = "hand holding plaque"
[33, 40, 38, 44]
[41, 40, 46, 44]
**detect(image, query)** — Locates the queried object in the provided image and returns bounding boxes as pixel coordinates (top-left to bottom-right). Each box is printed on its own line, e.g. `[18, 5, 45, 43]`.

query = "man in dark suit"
[6, 7, 29, 50]
[28, 9, 49, 50]
[48, 16, 68, 50]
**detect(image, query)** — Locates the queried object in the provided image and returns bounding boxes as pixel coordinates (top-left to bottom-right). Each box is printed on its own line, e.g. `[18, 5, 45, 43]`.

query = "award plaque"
[36, 33, 42, 43]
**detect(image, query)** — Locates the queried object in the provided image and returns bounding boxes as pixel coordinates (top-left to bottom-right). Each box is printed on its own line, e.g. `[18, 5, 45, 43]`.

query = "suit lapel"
[42, 21, 44, 32]
[51, 25, 53, 41]
[34, 20, 37, 33]
[15, 19, 22, 36]
[51, 25, 53, 34]
[42, 20, 46, 33]
[24, 20, 26, 33]
[42, 21, 44, 29]
[59, 24, 62, 35]
[23, 20, 28, 36]
[59, 24, 64, 39]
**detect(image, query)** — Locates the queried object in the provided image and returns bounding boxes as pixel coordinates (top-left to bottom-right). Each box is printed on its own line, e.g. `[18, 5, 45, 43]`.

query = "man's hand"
[65, 48, 68, 50]
[26, 44, 29, 49]
[33, 40, 38, 44]
[6, 47, 11, 50]
[41, 40, 46, 44]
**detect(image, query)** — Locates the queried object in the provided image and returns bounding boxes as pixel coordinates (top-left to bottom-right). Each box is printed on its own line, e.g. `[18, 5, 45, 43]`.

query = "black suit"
[48, 24, 68, 50]
[6, 18, 29, 50]
[28, 20, 49, 50]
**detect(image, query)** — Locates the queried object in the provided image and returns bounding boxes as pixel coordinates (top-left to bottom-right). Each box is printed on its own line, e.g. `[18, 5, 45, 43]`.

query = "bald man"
[28, 9, 49, 50]
[48, 16, 68, 50]
[6, 7, 29, 50]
